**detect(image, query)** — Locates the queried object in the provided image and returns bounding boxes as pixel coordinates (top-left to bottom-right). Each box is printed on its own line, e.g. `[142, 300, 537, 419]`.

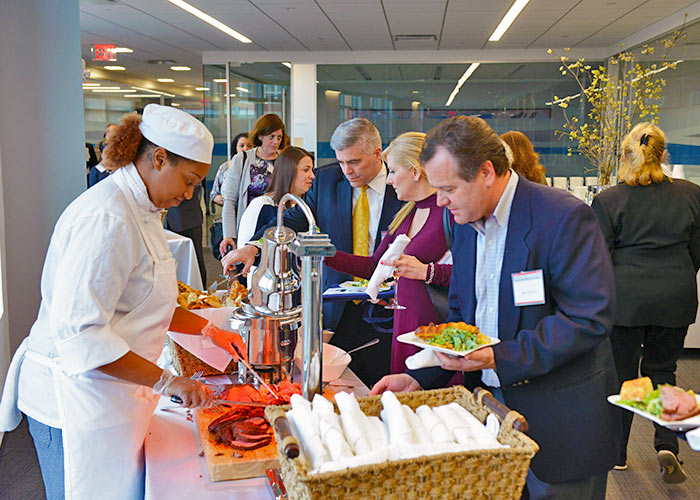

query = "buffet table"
[143, 370, 369, 500]
[165, 229, 203, 290]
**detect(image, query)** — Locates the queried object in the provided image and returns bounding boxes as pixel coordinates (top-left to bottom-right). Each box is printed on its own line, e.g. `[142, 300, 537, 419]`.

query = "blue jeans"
[26, 415, 65, 500]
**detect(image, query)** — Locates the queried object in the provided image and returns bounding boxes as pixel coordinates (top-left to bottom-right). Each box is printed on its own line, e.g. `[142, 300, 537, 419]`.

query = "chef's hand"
[221, 244, 258, 275]
[201, 322, 247, 362]
[153, 371, 212, 408]
[381, 255, 429, 281]
[435, 347, 495, 372]
[369, 374, 422, 395]
[219, 237, 236, 257]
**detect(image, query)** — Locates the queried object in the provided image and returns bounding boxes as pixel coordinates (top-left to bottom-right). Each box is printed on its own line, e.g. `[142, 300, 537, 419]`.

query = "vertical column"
[0, 0, 85, 353]
[290, 64, 317, 154]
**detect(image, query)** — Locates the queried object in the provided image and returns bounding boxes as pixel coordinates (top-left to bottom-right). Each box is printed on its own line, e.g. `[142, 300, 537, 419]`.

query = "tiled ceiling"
[79, 0, 699, 89]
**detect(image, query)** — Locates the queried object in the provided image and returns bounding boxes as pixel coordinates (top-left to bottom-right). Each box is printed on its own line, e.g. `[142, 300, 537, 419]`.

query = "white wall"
[0, 0, 85, 357]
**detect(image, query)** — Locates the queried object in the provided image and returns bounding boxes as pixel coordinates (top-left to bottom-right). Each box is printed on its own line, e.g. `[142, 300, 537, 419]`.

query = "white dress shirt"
[470, 170, 519, 388]
[351, 165, 387, 254]
[17, 163, 170, 427]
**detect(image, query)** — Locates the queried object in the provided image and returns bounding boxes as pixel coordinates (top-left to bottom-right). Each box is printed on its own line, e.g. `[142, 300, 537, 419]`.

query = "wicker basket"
[265, 386, 539, 500]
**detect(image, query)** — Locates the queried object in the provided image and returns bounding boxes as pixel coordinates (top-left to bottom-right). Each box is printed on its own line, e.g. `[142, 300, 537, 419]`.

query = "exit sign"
[92, 44, 117, 62]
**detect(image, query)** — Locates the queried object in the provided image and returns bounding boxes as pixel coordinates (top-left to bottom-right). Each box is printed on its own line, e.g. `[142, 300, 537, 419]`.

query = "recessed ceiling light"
[489, 0, 530, 42]
[213, 78, 227, 83]
[412, 90, 419, 94]
[236, 86, 249, 93]
[157, 78, 175, 82]
[104, 65, 126, 71]
[170, 66, 191, 71]
[111, 47, 133, 53]
[325, 90, 341, 95]
[445, 63, 480, 106]
[167, 0, 252, 44]
[172, 103, 181, 107]
[412, 101, 420, 106]
[195, 87, 209, 91]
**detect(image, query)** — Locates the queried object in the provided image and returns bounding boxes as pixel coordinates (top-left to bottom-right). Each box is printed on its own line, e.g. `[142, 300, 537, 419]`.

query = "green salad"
[428, 325, 486, 352]
[619, 388, 664, 417]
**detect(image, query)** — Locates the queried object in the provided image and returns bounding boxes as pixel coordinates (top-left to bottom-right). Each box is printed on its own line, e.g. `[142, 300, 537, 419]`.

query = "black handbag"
[424, 207, 452, 321]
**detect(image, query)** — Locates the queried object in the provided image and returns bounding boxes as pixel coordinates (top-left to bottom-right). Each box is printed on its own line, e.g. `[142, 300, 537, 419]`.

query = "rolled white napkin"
[436, 403, 503, 449]
[317, 412, 354, 461]
[335, 392, 372, 455]
[381, 391, 416, 445]
[367, 234, 411, 300]
[366, 415, 388, 450]
[402, 404, 432, 445]
[686, 426, 700, 451]
[415, 405, 453, 444]
[311, 392, 335, 420]
[405, 348, 441, 370]
[287, 394, 331, 469]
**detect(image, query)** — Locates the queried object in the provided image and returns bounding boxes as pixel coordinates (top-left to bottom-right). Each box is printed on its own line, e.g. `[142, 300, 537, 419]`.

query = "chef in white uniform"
[0, 104, 247, 500]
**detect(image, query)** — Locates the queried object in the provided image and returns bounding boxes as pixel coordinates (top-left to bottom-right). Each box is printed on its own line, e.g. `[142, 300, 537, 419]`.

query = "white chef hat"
[139, 104, 214, 164]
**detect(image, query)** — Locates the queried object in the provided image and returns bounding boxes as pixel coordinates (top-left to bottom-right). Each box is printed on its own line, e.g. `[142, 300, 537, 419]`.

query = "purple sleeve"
[432, 264, 452, 287]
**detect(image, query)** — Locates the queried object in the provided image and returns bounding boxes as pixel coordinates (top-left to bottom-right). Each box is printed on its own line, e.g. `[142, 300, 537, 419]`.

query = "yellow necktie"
[353, 186, 370, 257]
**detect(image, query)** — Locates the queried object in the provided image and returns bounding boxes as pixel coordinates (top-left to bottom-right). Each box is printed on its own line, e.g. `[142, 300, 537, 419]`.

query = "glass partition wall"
[202, 62, 290, 175]
[317, 62, 595, 177]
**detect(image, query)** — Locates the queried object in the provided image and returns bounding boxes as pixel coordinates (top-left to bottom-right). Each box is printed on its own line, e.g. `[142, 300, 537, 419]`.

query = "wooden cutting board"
[195, 407, 279, 481]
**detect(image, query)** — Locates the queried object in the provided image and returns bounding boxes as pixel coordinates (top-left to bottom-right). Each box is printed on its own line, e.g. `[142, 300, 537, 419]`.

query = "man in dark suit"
[223, 118, 403, 385]
[371, 116, 620, 500]
[164, 183, 206, 286]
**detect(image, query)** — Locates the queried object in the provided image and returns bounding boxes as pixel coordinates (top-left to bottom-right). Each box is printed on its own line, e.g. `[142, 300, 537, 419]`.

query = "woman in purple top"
[325, 132, 452, 374]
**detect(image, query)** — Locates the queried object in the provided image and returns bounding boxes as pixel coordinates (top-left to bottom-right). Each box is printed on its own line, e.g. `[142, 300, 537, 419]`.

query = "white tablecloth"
[144, 370, 368, 500]
[165, 229, 203, 290]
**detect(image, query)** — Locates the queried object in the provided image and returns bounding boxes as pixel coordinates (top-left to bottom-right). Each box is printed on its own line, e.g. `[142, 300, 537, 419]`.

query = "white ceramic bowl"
[322, 343, 351, 381]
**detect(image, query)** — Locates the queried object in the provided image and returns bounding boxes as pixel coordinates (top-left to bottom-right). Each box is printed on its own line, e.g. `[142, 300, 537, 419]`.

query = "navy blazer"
[164, 184, 203, 232]
[252, 162, 403, 329]
[411, 178, 621, 483]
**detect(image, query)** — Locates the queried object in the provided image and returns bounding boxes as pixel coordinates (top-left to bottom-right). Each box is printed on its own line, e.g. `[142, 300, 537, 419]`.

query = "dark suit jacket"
[253, 162, 403, 329]
[592, 179, 700, 328]
[411, 178, 621, 483]
[164, 184, 203, 232]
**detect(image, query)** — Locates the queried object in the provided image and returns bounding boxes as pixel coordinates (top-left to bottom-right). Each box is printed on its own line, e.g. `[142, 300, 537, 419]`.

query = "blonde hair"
[382, 132, 427, 234]
[617, 122, 668, 186]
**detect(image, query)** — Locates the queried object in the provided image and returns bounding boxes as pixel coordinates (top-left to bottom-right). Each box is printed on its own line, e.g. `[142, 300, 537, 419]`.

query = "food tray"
[322, 284, 394, 302]
[396, 330, 500, 356]
[265, 386, 539, 500]
[608, 394, 700, 431]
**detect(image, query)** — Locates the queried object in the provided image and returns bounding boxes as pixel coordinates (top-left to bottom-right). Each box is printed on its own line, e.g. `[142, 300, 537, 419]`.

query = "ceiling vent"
[144, 59, 177, 65]
[393, 34, 437, 42]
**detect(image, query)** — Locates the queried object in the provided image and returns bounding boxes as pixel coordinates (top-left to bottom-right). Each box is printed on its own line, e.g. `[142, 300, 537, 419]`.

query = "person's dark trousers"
[609, 324, 689, 464]
[330, 302, 392, 388]
[173, 224, 207, 287]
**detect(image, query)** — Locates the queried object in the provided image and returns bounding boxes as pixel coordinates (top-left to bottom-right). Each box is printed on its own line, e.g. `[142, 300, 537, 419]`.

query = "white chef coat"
[351, 166, 387, 254]
[16, 163, 171, 428]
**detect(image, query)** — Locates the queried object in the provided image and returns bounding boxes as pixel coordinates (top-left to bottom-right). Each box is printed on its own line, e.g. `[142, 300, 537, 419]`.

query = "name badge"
[512, 270, 545, 307]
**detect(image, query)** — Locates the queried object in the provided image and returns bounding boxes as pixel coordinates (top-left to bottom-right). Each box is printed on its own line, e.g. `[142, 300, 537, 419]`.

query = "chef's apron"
[26, 173, 176, 500]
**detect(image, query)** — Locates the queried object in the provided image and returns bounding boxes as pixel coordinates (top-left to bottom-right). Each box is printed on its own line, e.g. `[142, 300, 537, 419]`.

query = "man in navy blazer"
[224, 118, 403, 385]
[371, 116, 620, 500]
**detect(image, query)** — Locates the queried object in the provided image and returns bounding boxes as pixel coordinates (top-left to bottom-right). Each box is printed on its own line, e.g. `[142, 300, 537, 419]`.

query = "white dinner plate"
[396, 330, 500, 357]
[338, 280, 390, 292]
[607, 394, 700, 431]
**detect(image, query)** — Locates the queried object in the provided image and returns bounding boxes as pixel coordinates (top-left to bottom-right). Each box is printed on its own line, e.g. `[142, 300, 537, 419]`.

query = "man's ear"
[480, 160, 497, 187]
[152, 147, 168, 171]
[374, 147, 383, 161]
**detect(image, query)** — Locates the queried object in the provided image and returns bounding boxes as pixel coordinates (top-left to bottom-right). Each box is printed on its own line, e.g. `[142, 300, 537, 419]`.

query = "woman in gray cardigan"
[592, 122, 700, 482]
[219, 113, 288, 256]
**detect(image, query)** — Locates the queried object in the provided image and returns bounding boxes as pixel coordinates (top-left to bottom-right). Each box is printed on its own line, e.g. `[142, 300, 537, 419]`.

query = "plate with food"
[338, 279, 391, 292]
[397, 322, 499, 356]
[323, 281, 394, 302]
[607, 376, 700, 431]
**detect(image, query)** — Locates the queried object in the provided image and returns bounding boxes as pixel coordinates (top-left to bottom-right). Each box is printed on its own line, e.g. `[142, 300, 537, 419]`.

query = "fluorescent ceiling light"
[281, 62, 292, 69]
[157, 78, 175, 83]
[104, 65, 126, 71]
[172, 103, 181, 107]
[213, 78, 227, 83]
[489, 0, 530, 42]
[167, 0, 252, 44]
[195, 87, 210, 91]
[111, 47, 133, 53]
[131, 86, 176, 97]
[445, 63, 480, 106]
[125, 94, 161, 98]
[325, 90, 341, 95]
[92, 89, 137, 93]
[84, 86, 120, 90]
[235, 86, 249, 93]
[82, 82, 101, 87]
[170, 66, 191, 71]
